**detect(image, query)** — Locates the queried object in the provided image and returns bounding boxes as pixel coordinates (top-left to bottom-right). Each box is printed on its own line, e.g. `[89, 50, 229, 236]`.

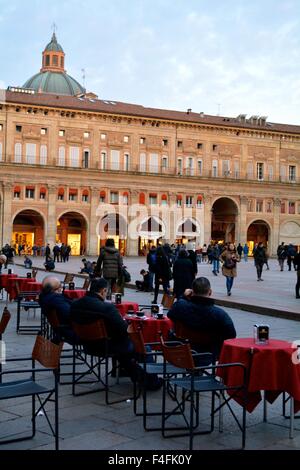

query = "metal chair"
[15, 283, 42, 335]
[32, 268, 38, 279]
[0, 335, 63, 450]
[61, 273, 74, 290]
[0, 307, 11, 383]
[160, 337, 247, 450]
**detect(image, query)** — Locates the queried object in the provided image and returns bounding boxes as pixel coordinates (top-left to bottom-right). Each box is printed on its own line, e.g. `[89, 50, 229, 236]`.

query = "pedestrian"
[220, 243, 240, 296]
[277, 242, 287, 271]
[146, 245, 157, 291]
[152, 246, 172, 304]
[237, 243, 243, 258]
[211, 242, 220, 276]
[135, 269, 150, 292]
[45, 243, 51, 261]
[294, 249, 300, 299]
[287, 244, 297, 272]
[243, 243, 249, 262]
[202, 244, 208, 263]
[44, 256, 55, 272]
[24, 255, 33, 269]
[94, 238, 123, 299]
[53, 244, 60, 263]
[253, 242, 266, 281]
[186, 242, 198, 277]
[172, 249, 194, 299]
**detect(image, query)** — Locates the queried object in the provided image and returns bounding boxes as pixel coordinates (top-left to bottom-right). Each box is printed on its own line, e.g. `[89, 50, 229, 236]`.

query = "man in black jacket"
[70, 278, 162, 389]
[168, 277, 236, 359]
[295, 250, 300, 299]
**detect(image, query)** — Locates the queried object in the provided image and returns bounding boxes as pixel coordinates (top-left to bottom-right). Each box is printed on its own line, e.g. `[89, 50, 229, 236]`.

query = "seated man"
[135, 269, 150, 291]
[168, 276, 236, 360]
[44, 256, 55, 272]
[24, 255, 33, 269]
[80, 258, 93, 275]
[70, 278, 162, 390]
[39, 275, 77, 343]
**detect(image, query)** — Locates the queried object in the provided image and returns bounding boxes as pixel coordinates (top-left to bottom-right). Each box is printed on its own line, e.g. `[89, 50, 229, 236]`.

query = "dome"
[44, 33, 64, 53]
[23, 71, 85, 96]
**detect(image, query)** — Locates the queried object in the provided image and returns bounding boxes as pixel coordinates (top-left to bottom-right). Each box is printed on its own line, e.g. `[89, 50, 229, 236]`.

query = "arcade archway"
[247, 220, 270, 255]
[211, 198, 238, 243]
[13, 209, 45, 254]
[99, 213, 127, 255]
[57, 212, 87, 256]
[176, 217, 200, 246]
[138, 216, 165, 255]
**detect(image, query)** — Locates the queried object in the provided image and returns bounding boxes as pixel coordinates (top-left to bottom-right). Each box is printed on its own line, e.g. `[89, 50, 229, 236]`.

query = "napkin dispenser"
[115, 293, 122, 305]
[69, 282, 75, 290]
[253, 324, 269, 344]
[27, 272, 32, 278]
[151, 304, 160, 316]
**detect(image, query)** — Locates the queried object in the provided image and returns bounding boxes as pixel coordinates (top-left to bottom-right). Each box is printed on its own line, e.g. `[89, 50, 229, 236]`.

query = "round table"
[219, 337, 300, 413]
[63, 289, 86, 300]
[116, 302, 139, 317]
[125, 313, 173, 344]
[0, 274, 18, 290]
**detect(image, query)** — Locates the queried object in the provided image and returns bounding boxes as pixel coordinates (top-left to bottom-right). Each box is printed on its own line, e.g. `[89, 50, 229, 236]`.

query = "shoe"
[227, 291, 231, 296]
[296, 296, 300, 299]
[212, 271, 217, 276]
[260, 278, 264, 281]
[257, 279, 260, 281]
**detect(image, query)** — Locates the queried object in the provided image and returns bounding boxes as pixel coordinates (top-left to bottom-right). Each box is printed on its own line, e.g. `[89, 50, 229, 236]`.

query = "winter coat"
[155, 254, 171, 282]
[220, 249, 239, 278]
[95, 247, 123, 279]
[253, 246, 266, 266]
[173, 258, 195, 298]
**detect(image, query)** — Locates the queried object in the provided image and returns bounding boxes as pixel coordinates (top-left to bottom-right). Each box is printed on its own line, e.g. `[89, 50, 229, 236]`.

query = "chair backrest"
[0, 307, 11, 335]
[161, 292, 175, 309]
[64, 273, 74, 284]
[174, 321, 217, 352]
[160, 336, 195, 370]
[44, 308, 61, 329]
[82, 278, 91, 290]
[32, 268, 38, 279]
[72, 319, 108, 342]
[127, 324, 147, 354]
[32, 335, 63, 369]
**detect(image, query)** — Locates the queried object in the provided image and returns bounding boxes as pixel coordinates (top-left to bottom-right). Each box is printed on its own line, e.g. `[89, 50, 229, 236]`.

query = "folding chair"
[16, 284, 42, 335]
[0, 335, 63, 450]
[61, 273, 74, 290]
[71, 319, 133, 404]
[82, 278, 91, 290]
[160, 337, 247, 450]
[128, 324, 184, 431]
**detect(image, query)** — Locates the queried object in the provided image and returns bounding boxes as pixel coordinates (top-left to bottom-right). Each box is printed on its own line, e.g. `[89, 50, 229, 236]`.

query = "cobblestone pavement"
[0, 263, 300, 451]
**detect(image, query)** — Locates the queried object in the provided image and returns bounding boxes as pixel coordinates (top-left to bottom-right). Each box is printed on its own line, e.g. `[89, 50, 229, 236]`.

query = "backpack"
[122, 266, 131, 283]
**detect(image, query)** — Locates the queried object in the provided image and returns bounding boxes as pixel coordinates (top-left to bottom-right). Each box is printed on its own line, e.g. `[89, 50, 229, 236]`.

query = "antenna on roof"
[52, 22, 57, 34]
[81, 68, 86, 90]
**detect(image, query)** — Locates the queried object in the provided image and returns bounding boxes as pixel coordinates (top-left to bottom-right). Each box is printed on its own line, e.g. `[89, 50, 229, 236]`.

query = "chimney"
[249, 115, 259, 125]
[199, 112, 204, 118]
[187, 108, 192, 114]
[259, 116, 268, 126]
[237, 114, 247, 123]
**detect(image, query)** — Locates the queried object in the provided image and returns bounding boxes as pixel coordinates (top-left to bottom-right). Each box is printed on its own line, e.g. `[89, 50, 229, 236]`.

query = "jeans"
[148, 271, 154, 290]
[244, 254, 248, 262]
[226, 276, 234, 293]
[212, 259, 219, 273]
[256, 264, 263, 279]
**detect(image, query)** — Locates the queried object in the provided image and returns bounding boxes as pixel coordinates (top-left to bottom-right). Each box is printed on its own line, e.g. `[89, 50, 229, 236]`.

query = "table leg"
[263, 391, 267, 422]
[290, 396, 294, 439]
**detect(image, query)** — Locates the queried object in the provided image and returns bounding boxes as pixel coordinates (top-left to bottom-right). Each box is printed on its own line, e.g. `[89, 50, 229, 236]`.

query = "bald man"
[39, 275, 72, 325]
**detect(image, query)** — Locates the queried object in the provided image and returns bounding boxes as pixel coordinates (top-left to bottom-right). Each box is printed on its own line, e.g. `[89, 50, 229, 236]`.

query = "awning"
[58, 188, 64, 195]
[40, 187, 47, 194]
[139, 193, 145, 204]
[82, 189, 89, 196]
[197, 195, 203, 201]
[14, 186, 21, 192]
[100, 190, 106, 198]
[161, 194, 167, 200]
[69, 189, 78, 195]
[123, 192, 129, 197]
[176, 195, 183, 200]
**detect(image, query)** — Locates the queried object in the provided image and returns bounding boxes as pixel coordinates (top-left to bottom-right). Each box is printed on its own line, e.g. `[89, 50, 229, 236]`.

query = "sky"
[1, 0, 300, 124]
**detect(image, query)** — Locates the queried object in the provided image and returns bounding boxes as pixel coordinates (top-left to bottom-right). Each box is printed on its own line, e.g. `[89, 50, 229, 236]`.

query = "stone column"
[127, 190, 139, 256]
[89, 187, 100, 256]
[203, 192, 212, 244]
[238, 196, 248, 245]
[272, 198, 281, 255]
[46, 185, 57, 247]
[2, 183, 13, 245]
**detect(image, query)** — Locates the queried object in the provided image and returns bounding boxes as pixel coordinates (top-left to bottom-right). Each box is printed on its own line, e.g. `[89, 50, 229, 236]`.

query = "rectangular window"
[59, 130, 65, 137]
[177, 198, 182, 207]
[177, 141, 183, 148]
[124, 135, 129, 143]
[234, 161, 239, 178]
[256, 199, 263, 212]
[110, 192, 119, 204]
[25, 143, 36, 164]
[101, 133, 106, 141]
[82, 194, 88, 202]
[16, 125, 22, 132]
[124, 153, 130, 171]
[222, 160, 230, 177]
[248, 199, 253, 212]
[140, 137, 146, 144]
[140, 153, 146, 172]
[83, 131, 90, 139]
[268, 165, 274, 181]
[40, 192, 46, 200]
[58, 146, 65, 166]
[257, 162, 264, 181]
[247, 162, 253, 179]
[149, 194, 157, 205]
[162, 139, 168, 147]
[41, 128, 47, 135]
[281, 201, 286, 214]
[177, 158, 183, 175]
[212, 159, 218, 177]
[197, 160, 203, 175]
[83, 150, 89, 169]
[289, 165, 296, 182]
[149, 153, 159, 173]
[266, 201, 272, 213]
[69, 146, 80, 167]
[58, 194, 64, 201]
[123, 194, 129, 205]
[69, 190, 77, 201]
[25, 188, 35, 199]
[111, 150, 120, 170]
[212, 144, 218, 152]
[186, 157, 194, 176]
[280, 165, 286, 182]
[186, 196, 193, 207]
[197, 143, 203, 150]
[162, 156, 168, 171]
[14, 191, 20, 199]
[289, 201, 296, 214]
[53, 55, 58, 66]
[100, 151, 107, 170]
[40, 145, 47, 165]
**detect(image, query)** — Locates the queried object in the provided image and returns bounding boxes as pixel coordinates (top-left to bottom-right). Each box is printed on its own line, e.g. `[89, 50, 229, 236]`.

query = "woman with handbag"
[220, 243, 240, 296]
[152, 246, 171, 304]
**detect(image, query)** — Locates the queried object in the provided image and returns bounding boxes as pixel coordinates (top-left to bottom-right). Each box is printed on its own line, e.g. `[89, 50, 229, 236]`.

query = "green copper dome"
[23, 71, 85, 96]
[45, 33, 64, 52]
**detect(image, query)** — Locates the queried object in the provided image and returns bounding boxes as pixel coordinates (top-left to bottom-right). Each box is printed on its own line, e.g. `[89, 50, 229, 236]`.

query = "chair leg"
[55, 376, 59, 450]
[189, 388, 194, 451]
[290, 396, 294, 439]
[32, 394, 36, 438]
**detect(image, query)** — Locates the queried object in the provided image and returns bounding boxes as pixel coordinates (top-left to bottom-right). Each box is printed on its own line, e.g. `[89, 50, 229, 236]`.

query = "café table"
[63, 289, 86, 300]
[115, 302, 139, 317]
[7, 277, 37, 301]
[218, 337, 300, 437]
[0, 274, 18, 290]
[125, 313, 173, 344]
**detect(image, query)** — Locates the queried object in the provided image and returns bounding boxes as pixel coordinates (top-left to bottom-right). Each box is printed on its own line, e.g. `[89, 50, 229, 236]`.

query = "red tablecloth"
[0, 274, 18, 289]
[64, 289, 86, 300]
[218, 337, 300, 413]
[125, 314, 173, 344]
[7, 277, 37, 300]
[116, 302, 139, 317]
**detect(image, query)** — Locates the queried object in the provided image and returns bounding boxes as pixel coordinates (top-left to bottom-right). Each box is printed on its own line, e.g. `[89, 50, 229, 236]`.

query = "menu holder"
[69, 282, 75, 290]
[8, 269, 12, 275]
[27, 272, 32, 278]
[253, 324, 269, 344]
[151, 304, 159, 316]
[115, 293, 122, 305]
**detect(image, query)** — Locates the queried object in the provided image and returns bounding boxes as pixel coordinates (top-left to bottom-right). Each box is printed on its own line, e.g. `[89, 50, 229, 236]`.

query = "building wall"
[0, 100, 300, 255]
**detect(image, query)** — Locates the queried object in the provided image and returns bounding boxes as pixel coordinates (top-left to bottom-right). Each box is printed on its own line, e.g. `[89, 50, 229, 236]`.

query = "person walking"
[253, 242, 266, 281]
[243, 243, 249, 262]
[220, 243, 240, 296]
[211, 243, 220, 276]
[152, 246, 171, 304]
[237, 243, 243, 259]
[277, 242, 287, 271]
[94, 238, 123, 299]
[172, 249, 195, 299]
[287, 243, 297, 272]
[146, 246, 157, 292]
[294, 249, 300, 299]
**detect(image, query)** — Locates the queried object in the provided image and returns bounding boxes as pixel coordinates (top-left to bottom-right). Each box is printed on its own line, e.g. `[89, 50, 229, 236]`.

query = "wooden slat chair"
[160, 336, 247, 450]
[127, 324, 184, 431]
[71, 319, 132, 404]
[0, 335, 63, 450]
[61, 273, 74, 290]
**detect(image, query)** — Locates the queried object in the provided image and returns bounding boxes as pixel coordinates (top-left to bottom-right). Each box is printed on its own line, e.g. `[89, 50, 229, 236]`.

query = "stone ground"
[0, 260, 300, 451]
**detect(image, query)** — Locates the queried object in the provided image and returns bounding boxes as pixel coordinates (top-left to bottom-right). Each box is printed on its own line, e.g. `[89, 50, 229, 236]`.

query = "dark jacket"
[173, 258, 195, 298]
[155, 254, 171, 281]
[70, 292, 127, 342]
[187, 250, 198, 275]
[253, 246, 266, 266]
[295, 253, 300, 271]
[39, 291, 72, 325]
[147, 249, 157, 273]
[168, 296, 236, 357]
[95, 247, 123, 279]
